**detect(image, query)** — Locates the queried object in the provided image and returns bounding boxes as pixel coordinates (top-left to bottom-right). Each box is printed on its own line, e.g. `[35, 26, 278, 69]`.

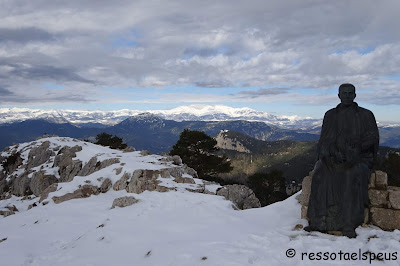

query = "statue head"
[338, 83, 356, 106]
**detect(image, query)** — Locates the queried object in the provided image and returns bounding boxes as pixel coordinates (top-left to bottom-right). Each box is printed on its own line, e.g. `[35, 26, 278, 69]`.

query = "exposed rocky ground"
[0, 136, 260, 217]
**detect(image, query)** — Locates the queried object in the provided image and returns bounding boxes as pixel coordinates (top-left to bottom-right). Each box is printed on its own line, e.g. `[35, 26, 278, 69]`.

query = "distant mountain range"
[0, 105, 322, 129]
[0, 113, 319, 153]
[0, 105, 399, 152]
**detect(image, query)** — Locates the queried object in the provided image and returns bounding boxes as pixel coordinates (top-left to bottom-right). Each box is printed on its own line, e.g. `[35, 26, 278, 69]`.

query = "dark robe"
[307, 102, 379, 231]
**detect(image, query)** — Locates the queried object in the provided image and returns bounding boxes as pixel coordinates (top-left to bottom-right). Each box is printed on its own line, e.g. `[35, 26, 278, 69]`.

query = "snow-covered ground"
[1, 137, 400, 265]
[1, 192, 400, 265]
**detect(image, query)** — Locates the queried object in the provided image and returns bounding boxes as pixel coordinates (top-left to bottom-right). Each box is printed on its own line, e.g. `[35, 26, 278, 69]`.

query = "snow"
[1, 191, 400, 265]
[1, 137, 400, 265]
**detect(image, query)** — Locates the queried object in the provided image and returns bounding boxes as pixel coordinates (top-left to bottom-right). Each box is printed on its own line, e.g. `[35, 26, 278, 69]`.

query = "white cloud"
[0, 0, 399, 108]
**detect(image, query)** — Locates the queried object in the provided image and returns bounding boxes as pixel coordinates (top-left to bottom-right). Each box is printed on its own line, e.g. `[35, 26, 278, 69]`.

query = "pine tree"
[247, 170, 287, 206]
[95, 132, 127, 150]
[170, 129, 232, 180]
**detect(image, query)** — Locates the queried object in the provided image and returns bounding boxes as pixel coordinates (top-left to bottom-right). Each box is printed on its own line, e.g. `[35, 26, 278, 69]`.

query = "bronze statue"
[305, 83, 379, 238]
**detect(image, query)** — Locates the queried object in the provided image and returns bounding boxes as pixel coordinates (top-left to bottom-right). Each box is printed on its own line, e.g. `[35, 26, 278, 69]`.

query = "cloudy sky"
[1, 0, 400, 122]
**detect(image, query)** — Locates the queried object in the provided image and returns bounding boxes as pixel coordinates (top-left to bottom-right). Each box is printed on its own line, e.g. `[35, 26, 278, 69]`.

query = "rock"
[0, 179, 8, 194]
[298, 175, 312, 206]
[388, 188, 400, 210]
[28, 202, 37, 210]
[53, 146, 83, 182]
[111, 196, 139, 209]
[301, 205, 308, 220]
[2, 152, 23, 174]
[11, 173, 32, 196]
[60, 161, 82, 182]
[216, 185, 261, 210]
[140, 150, 151, 156]
[126, 169, 171, 194]
[375, 170, 388, 190]
[78, 157, 98, 176]
[0, 209, 15, 217]
[5, 205, 18, 212]
[113, 172, 132, 191]
[52, 185, 99, 204]
[171, 155, 182, 165]
[78, 157, 120, 177]
[183, 165, 198, 178]
[25, 141, 54, 170]
[100, 178, 112, 193]
[39, 183, 58, 202]
[123, 146, 135, 152]
[368, 189, 388, 207]
[173, 176, 195, 184]
[29, 171, 58, 196]
[370, 207, 400, 231]
[115, 167, 123, 175]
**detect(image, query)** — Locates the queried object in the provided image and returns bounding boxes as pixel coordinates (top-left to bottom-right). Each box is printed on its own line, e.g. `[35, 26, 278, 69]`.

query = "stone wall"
[299, 170, 400, 231]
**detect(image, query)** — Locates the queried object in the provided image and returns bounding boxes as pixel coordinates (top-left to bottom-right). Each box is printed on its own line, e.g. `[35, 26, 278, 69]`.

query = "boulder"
[52, 185, 99, 204]
[100, 178, 112, 193]
[11, 173, 31, 196]
[171, 155, 182, 165]
[123, 146, 135, 153]
[126, 169, 171, 194]
[53, 146, 83, 182]
[29, 171, 58, 196]
[140, 150, 151, 156]
[0, 209, 15, 217]
[111, 196, 139, 209]
[25, 141, 54, 170]
[216, 185, 261, 210]
[2, 152, 23, 174]
[370, 207, 400, 231]
[78, 157, 120, 177]
[113, 172, 132, 191]
[39, 183, 58, 202]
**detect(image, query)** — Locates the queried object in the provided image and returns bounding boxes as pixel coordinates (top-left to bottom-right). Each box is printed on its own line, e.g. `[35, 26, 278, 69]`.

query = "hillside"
[1, 138, 399, 265]
[0, 115, 319, 153]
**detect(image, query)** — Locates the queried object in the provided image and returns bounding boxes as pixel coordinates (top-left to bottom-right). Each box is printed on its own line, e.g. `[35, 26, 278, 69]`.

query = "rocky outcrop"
[126, 169, 172, 194]
[111, 196, 139, 208]
[100, 178, 112, 193]
[11, 173, 31, 196]
[53, 145, 83, 182]
[26, 141, 54, 170]
[78, 157, 120, 177]
[215, 131, 251, 153]
[40, 183, 58, 202]
[52, 185, 99, 204]
[216, 185, 261, 210]
[29, 171, 58, 197]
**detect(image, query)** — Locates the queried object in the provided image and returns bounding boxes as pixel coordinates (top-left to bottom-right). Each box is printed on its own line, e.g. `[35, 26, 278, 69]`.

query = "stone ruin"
[299, 170, 400, 232]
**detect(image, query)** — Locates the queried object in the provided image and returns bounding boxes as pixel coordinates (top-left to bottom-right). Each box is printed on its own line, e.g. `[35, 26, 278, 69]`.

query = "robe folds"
[307, 102, 379, 231]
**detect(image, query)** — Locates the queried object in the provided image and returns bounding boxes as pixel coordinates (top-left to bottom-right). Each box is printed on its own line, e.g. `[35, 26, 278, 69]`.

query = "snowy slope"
[0, 138, 400, 265]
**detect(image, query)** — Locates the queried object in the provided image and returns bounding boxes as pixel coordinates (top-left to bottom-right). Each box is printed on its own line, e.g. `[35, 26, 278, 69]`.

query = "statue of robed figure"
[305, 83, 379, 238]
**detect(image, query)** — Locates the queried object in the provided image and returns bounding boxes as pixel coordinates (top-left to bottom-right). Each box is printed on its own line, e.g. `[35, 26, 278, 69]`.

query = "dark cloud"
[9, 64, 93, 84]
[232, 88, 290, 99]
[0, 87, 14, 96]
[0, 27, 55, 43]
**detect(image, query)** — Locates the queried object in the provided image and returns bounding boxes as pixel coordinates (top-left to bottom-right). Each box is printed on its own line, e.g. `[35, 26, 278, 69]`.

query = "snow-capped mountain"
[0, 105, 322, 129]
